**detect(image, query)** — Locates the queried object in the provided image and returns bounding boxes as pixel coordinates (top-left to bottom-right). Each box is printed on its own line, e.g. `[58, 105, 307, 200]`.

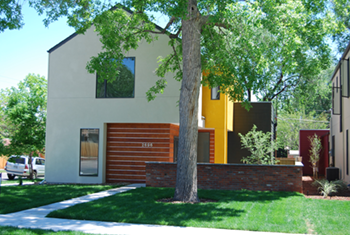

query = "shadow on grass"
[198, 188, 304, 203]
[47, 187, 303, 227]
[0, 185, 117, 214]
[0, 226, 88, 235]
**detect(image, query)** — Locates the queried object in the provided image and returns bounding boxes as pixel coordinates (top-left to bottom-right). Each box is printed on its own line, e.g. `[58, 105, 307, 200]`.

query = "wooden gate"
[0, 156, 7, 169]
[106, 123, 179, 183]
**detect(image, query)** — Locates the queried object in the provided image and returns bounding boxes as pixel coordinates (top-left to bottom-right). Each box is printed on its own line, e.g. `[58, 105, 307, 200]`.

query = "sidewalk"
[0, 184, 304, 235]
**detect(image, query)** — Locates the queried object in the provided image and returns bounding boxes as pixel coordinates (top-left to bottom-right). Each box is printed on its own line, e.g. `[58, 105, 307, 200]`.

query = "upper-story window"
[211, 86, 220, 100]
[96, 57, 135, 98]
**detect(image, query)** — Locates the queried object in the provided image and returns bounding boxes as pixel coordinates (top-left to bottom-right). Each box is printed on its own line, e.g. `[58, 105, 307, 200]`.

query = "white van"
[4, 155, 45, 179]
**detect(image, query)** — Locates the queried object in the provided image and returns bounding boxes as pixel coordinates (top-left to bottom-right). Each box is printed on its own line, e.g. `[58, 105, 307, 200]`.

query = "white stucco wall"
[331, 49, 350, 184]
[45, 26, 182, 183]
[340, 50, 350, 183]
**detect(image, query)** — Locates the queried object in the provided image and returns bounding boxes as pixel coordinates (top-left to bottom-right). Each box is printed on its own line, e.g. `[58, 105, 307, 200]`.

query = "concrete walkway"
[0, 183, 304, 235]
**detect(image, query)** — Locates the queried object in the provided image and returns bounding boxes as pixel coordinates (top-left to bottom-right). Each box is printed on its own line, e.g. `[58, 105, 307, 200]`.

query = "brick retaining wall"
[146, 162, 303, 192]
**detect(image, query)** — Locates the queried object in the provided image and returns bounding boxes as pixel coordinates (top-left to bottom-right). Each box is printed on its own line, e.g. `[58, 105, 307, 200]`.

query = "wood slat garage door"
[106, 123, 179, 183]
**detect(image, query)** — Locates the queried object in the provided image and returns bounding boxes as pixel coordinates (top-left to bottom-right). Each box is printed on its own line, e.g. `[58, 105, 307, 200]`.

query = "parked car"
[4, 155, 45, 180]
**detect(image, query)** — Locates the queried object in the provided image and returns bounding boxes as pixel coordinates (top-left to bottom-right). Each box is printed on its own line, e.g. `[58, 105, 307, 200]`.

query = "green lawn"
[0, 226, 92, 235]
[48, 187, 350, 235]
[0, 184, 120, 214]
[0, 169, 5, 173]
[1, 178, 42, 185]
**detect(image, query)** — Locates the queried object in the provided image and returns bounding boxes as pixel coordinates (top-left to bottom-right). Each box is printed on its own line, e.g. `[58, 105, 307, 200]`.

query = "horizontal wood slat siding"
[106, 123, 177, 183]
[106, 124, 214, 183]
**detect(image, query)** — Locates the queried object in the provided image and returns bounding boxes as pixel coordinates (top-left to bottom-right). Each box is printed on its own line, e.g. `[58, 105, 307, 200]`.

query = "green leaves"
[86, 7, 159, 84]
[238, 125, 278, 165]
[0, 0, 23, 32]
[277, 111, 329, 150]
[201, 0, 336, 102]
[0, 74, 47, 156]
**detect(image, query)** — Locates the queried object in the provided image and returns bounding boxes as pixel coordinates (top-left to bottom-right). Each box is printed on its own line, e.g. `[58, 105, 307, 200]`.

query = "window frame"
[79, 128, 99, 177]
[347, 130, 349, 175]
[332, 76, 341, 116]
[96, 57, 136, 99]
[341, 58, 350, 98]
[211, 86, 220, 100]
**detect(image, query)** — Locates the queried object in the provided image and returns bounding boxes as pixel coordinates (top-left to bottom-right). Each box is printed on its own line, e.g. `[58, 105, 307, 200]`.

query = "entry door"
[173, 132, 210, 163]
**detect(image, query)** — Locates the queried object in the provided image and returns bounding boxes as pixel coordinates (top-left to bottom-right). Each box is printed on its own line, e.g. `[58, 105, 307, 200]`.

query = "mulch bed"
[302, 176, 350, 201]
[159, 177, 350, 203]
[157, 198, 218, 204]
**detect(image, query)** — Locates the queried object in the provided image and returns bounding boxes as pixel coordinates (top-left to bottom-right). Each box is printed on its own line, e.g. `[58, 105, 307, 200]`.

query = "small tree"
[308, 134, 322, 178]
[238, 125, 278, 165]
[0, 74, 47, 179]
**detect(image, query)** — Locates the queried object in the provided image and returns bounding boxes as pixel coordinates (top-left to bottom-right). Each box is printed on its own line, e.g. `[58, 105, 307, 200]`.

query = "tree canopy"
[0, 74, 47, 160]
[332, 0, 350, 55]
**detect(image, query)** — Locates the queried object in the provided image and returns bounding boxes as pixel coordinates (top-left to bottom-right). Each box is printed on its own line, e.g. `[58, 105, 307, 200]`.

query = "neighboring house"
[330, 40, 350, 184]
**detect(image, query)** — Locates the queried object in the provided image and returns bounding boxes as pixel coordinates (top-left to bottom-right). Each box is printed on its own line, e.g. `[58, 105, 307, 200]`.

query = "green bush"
[312, 179, 347, 198]
[238, 125, 278, 165]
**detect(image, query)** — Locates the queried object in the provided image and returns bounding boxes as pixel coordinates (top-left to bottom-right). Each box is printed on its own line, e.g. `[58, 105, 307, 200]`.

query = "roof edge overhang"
[330, 41, 350, 82]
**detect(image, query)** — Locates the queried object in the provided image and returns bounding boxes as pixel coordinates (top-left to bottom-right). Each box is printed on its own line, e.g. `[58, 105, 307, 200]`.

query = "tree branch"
[171, 43, 182, 75]
[266, 74, 303, 101]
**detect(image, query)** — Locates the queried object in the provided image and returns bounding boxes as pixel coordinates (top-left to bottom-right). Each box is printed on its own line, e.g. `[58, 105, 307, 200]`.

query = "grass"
[0, 184, 120, 214]
[1, 178, 42, 185]
[0, 169, 5, 173]
[47, 187, 350, 235]
[0, 226, 92, 235]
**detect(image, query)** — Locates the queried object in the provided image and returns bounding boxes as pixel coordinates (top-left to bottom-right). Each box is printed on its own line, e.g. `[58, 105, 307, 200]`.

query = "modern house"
[45, 16, 242, 184]
[45, 9, 277, 184]
[330, 40, 350, 184]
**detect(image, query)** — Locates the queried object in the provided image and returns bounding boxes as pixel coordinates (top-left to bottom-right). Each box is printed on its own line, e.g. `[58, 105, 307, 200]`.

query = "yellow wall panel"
[202, 85, 233, 164]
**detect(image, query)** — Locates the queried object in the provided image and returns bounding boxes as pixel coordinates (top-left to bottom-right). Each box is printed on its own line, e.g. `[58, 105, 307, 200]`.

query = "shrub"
[238, 125, 278, 165]
[312, 179, 347, 198]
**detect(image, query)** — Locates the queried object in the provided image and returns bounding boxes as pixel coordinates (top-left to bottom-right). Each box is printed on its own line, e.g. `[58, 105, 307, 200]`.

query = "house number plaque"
[142, 143, 153, 147]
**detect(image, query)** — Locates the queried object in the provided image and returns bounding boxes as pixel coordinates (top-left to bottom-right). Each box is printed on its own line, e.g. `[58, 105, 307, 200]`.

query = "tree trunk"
[173, 0, 202, 202]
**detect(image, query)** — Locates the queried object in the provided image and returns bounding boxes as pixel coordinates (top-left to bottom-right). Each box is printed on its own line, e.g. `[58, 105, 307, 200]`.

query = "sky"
[0, 4, 172, 92]
[0, 4, 76, 90]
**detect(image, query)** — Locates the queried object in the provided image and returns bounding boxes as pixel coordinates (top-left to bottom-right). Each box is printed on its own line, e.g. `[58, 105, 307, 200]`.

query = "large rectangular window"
[332, 77, 341, 115]
[96, 57, 135, 98]
[341, 59, 349, 97]
[347, 130, 349, 175]
[332, 135, 335, 167]
[80, 129, 99, 176]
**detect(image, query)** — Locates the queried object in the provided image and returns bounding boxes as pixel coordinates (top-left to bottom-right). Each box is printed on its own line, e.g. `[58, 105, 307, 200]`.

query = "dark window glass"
[80, 129, 99, 176]
[347, 130, 349, 175]
[332, 135, 335, 167]
[197, 132, 210, 163]
[9, 156, 25, 164]
[96, 57, 135, 98]
[211, 86, 220, 100]
[173, 132, 210, 163]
